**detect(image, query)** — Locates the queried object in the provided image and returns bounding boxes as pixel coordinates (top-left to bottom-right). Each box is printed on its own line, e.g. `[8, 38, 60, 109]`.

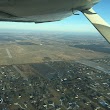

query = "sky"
[0, 0, 110, 33]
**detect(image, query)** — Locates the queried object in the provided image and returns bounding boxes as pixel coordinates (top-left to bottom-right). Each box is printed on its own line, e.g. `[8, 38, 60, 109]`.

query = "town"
[0, 58, 110, 110]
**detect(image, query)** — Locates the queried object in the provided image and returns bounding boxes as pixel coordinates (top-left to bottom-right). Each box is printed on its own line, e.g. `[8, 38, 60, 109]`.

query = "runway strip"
[6, 48, 12, 58]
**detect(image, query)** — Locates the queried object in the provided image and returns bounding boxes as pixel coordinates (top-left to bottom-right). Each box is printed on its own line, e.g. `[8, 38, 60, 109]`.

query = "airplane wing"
[82, 8, 110, 43]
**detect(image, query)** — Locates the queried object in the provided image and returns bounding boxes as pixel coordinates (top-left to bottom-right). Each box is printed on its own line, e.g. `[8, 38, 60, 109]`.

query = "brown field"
[0, 31, 109, 65]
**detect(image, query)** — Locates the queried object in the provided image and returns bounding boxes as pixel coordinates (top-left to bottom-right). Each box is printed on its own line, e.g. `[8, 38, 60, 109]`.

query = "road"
[13, 65, 28, 81]
[76, 60, 110, 74]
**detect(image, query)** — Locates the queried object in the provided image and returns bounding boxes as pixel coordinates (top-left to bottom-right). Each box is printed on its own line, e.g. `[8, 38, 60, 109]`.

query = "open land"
[0, 31, 109, 65]
[0, 30, 110, 110]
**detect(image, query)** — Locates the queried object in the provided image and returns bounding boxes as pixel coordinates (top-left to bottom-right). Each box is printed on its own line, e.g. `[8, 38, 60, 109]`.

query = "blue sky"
[0, 0, 110, 33]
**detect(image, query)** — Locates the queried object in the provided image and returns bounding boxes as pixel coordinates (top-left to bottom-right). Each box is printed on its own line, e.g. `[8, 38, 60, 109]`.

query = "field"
[0, 31, 109, 65]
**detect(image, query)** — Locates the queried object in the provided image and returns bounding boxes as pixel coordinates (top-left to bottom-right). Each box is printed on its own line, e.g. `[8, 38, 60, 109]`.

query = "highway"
[76, 60, 110, 74]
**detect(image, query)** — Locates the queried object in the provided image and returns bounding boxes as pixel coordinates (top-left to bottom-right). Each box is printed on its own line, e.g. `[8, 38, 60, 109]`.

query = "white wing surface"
[83, 8, 110, 43]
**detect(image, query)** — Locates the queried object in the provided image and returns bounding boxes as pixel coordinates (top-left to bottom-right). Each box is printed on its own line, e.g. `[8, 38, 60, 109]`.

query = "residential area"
[0, 58, 110, 110]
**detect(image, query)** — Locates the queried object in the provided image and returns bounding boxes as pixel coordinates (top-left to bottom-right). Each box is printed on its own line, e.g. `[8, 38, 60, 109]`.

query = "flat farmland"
[0, 31, 109, 65]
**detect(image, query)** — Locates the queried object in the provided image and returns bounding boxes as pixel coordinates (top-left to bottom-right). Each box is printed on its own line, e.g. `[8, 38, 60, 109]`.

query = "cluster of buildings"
[0, 59, 110, 110]
[91, 57, 110, 66]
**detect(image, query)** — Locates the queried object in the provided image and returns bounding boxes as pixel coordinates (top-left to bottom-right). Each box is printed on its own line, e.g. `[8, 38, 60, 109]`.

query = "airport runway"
[6, 48, 12, 58]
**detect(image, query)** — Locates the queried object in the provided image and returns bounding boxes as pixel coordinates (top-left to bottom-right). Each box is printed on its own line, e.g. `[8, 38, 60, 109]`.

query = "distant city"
[0, 30, 110, 110]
